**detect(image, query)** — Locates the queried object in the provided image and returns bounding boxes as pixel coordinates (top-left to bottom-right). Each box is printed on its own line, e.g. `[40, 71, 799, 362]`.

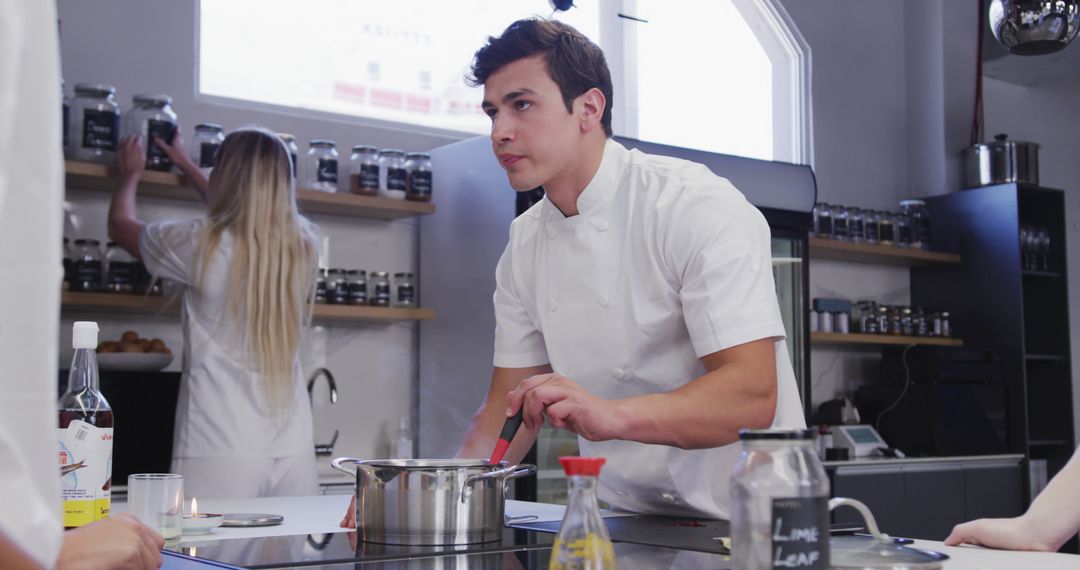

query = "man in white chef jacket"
[456, 17, 807, 520]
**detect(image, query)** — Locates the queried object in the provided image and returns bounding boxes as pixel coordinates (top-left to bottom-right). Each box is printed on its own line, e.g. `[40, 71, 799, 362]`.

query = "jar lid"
[345, 269, 364, 275]
[327, 267, 346, 273]
[132, 93, 172, 106]
[278, 133, 296, 142]
[739, 428, 816, 440]
[371, 271, 389, 277]
[405, 152, 431, 160]
[559, 456, 605, 476]
[899, 199, 926, 208]
[379, 148, 406, 157]
[73, 238, 101, 246]
[394, 272, 414, 278]
[310, 139, 336, 148]
[195, 123, 224, 132]
[74, 83, 117, 97]
[352, 144, 378, 153]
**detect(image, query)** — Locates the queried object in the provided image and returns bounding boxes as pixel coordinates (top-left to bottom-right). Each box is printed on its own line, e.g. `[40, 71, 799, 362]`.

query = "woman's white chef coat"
[139, 219, 315, 462]
[493, 139, 806, 519]
[0, 0, 66, 566]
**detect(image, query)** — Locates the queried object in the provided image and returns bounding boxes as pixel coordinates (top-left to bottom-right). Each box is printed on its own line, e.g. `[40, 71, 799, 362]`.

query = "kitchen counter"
[150, 495, 1079, 569]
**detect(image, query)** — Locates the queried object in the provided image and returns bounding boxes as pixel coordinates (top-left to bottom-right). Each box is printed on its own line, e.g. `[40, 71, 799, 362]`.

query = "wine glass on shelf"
[1019, 226, 1032, 270]
[1037, 227, 1051, 271]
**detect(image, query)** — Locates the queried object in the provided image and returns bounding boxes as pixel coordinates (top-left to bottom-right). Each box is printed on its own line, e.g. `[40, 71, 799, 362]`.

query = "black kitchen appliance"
[854, 346, 1007, 457]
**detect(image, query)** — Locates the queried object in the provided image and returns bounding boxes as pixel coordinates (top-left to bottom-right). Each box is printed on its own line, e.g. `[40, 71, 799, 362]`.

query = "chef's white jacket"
[493, 139, 806, 519]
[0, 0, 65, 565]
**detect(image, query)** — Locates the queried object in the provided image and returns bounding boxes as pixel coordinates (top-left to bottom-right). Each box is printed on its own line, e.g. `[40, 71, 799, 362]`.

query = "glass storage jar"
[314, 268, 328, 304]
[393, 272, 416, 307]
[895, 209, 912, 248]
[812, 203, 832, 238]
[191, 123, 225, 174]
[348, 145, 380, 196]
[847, 208, 864, 243]
[404, 152, 433, 202]
[862, 209, 880, 244]
[877, 211, 896, 246]
[325, 268, 347, 304]
[731, 429, 830, 570]
[346, 270, 368, 305]
[71, 239, 104, 292]
[900, 199, 931, 250]
[104, 242, 135, 294]
[831, 205, 849, 241]
[305, 140, 339, 192]
[379, 149, 407, 200]
[369, 271, 391, 307]
[278, 133, 300, 179]
[69, 83, 121, 164]
[122, 94, 178, 171]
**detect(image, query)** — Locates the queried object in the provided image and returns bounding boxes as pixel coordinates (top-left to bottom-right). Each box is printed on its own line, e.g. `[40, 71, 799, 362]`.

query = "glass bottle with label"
[191, 123, 225, 175]
[71, 239, 104, 292]
[549, 457, 615, 570]
[369, 271, 391, 307]
[349, 145, 380, 196]
[69, 84, 121, 164]
[58, 321, 114, 528]
[305, 140, 339, 192]
[379, 149, 407, 200]
[104, 242, 135, 294]
[122, 94, 178, 171]
[393, 272, 416, 307]
[346, 270, 368, 305]
[405, 152, 433, 202]
[278, 133, 300, 179]
[731, 429, 830, 570]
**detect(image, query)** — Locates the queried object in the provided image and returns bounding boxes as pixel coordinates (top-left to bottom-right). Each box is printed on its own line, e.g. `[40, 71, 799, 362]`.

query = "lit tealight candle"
[181, 497, 224, 535]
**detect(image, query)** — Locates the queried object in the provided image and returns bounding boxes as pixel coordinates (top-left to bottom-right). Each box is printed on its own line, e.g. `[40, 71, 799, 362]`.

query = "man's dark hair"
[468, 18, 613, 137]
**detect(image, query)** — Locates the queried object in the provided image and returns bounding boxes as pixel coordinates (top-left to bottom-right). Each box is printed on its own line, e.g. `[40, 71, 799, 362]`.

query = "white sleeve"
[139, 218, 203, 286]
[492, 242, 549, 368]
[664, 184, 787, 358]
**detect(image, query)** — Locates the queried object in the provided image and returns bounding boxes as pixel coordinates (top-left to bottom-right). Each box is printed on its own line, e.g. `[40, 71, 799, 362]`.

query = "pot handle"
[828, 497, 887, 541]
[461, 463, 537, 503]
[331, 457, 362, 477]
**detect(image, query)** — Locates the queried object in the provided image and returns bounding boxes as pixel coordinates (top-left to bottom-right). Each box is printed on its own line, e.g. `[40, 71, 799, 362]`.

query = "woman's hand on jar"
[117, 136, 146, 183]
[151, 128, 187, 167]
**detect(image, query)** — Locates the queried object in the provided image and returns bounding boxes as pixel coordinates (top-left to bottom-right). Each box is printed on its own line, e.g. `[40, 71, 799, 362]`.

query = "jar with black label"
[71, 239, 104, 292]
[370, 271, 391, 307]
[379, 149, 407, 200]
[900, 199, 931, 250]
[812, 203, 832, 238]
[314, 268, 328, 304]
[191, 123, 225, 174]
[349, 145, 380, 196]
[104, 242, 135, 294]
[326, 268, 348, 304]
[122, 94, 178, 172]
[900, 306, 914, 336]
[876, 305, 891, 335]
[913, 306, 928, 337]
[69, 84, 121, 164]
[895, 210, 913, 248]
[878, 211, 896, 246]
[939, 311, 951, 338]
[62, 238, 73, 291]
[306, 140, 339, 192]
[393, 272, 416, 307]
[405, 152, 433, 202]
[847, 208, 864, 243]
[831, 205, 849, 241]
[346, 270, 368, 305]
[278, 133, 299, 179]
[863, 209, 880, 244]
[731, 429, 830, 570]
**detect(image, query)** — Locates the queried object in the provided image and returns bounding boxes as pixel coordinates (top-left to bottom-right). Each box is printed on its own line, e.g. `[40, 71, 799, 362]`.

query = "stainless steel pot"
[331, 457, 536, 545]
[964, 133, 1039, 188]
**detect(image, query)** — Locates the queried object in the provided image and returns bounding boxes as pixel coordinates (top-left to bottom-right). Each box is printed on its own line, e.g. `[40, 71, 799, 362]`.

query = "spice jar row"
[811, 298, 952, 338]
[314, 269, 416, 308]
[63, 238, 162, 295]
[812, 199, 931, 250]
[298, 141, 433, 202]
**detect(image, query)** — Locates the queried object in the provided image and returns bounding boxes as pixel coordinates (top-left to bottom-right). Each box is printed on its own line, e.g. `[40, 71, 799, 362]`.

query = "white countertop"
[119, 495, 1078, 569]
[824, 453, 1025, 467]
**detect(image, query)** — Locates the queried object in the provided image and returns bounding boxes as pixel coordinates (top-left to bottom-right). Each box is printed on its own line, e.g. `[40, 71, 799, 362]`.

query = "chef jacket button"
[599, 294, 609, 307]
[595, 221, 609, 232]
[612, 368, 625, 379]
[550, 300, 559, 312]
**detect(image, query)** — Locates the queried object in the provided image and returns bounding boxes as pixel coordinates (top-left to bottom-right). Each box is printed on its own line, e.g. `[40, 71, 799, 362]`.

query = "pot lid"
[830, 535, 948, 570]
[971, 133, 1040, 149]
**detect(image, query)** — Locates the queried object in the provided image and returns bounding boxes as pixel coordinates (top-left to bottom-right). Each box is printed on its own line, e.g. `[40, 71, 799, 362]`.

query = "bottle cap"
[559, 456, 605, 476]
[72, 321, 99, 349]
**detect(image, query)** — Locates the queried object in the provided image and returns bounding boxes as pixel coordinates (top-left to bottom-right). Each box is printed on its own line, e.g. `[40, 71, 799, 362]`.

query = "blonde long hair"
[197, 128, 318, 415]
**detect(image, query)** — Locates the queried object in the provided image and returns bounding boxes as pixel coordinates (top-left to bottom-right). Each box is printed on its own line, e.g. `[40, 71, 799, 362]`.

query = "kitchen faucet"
[307, 367, 339, 457]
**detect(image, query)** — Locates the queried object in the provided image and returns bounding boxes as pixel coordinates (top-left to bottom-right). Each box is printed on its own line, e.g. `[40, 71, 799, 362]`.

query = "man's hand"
[116, 137, 146, 183]
[57, 513, 164, 570]
[944, 515, 1058, 551]
[506, 373, 629, 441]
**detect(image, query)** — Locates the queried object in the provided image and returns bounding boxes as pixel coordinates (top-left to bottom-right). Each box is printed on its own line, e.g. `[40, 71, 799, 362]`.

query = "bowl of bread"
[96, 330, 174, 371]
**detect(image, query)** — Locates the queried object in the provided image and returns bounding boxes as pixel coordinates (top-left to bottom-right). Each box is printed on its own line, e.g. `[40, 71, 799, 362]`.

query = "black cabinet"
[829, 458, 1023, 540]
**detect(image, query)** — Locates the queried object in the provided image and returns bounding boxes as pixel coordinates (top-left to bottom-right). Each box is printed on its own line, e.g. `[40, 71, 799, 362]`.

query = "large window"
[199, 0, 810, 163]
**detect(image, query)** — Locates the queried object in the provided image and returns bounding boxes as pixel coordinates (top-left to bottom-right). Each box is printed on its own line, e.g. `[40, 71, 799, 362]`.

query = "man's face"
[481, 55, 582, 191]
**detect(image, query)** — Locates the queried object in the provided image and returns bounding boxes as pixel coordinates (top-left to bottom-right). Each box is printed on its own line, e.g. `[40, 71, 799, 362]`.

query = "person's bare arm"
[457, 363, 553, 463]
[509, 338, 777, 449]
[945, 446, 1080, 551]
[107, 137, 146, 261]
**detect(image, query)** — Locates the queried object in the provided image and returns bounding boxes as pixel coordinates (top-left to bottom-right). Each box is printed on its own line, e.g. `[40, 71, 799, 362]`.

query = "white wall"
[56, 0, 463, 479]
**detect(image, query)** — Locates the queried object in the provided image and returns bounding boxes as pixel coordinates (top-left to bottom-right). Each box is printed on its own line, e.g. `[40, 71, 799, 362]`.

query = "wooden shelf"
[1022, 269, 1062, 279]
[61, 291, 434, 323]
[809, 237, 961, 267]
[811, 332, 963, 347]
[65, 160, 435, 220]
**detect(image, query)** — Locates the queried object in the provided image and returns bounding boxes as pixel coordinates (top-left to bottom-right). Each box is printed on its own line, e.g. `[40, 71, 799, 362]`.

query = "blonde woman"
[108, 128, 320, 498]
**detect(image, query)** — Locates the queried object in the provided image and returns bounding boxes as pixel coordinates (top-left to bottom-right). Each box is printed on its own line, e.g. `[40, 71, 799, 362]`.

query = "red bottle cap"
[559, 456, 606, 476]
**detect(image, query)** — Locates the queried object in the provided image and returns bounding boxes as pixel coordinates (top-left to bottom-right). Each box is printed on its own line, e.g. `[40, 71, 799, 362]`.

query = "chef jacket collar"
[544, 138, 628, 222]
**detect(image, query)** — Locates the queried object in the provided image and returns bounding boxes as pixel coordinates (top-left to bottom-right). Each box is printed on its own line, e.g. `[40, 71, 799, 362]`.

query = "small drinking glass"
[1037, 227, 1051, 270]
[1019, 226, 1033, 270]
[127, 473, 183, 541]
